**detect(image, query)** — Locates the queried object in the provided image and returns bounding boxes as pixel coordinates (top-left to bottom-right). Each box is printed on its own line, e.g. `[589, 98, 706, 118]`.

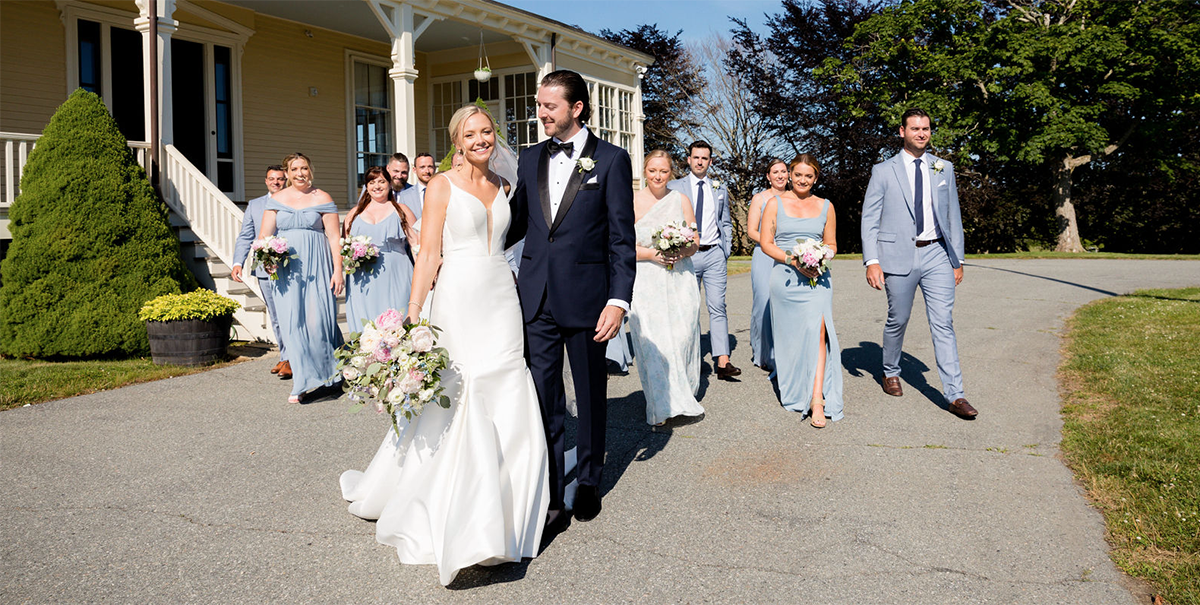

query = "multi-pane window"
[213, 46, 234, 192]
[504, 72, 538, 150]
[431, 81, 463, 161]
[588, 81, 635, 156]
[76, 19, 145, 142]
[353, 60, 391, 185]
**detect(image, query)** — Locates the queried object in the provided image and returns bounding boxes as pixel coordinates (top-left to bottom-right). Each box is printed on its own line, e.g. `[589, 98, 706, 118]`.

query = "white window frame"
[428, 67, 540, 160]
[60, 1, 247, 200]
[344, 51, 394, 204]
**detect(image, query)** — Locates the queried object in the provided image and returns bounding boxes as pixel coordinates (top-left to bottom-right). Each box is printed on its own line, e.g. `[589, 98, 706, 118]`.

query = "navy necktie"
[913, 158, 924, 235]
[694, 180, 705, 239]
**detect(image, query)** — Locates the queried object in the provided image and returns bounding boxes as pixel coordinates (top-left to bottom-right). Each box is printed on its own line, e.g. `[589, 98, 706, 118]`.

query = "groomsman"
[668, 141, 741, 379]
[398, 152, 435, 220]
[861, 108, 975, 419]
[232, 165, 290, 379]
[386, 152, 412, 195]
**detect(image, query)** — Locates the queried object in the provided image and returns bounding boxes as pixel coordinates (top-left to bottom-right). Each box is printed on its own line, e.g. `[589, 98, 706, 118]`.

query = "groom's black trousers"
[525, 292, 608, 511]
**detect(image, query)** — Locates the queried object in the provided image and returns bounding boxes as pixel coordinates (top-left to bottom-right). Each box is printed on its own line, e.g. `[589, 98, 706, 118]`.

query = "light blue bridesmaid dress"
[769, 199, 843, 421]
[750, 197, 777, 371]
[268, 199, 345, 397]
[345, 211, 414, 333]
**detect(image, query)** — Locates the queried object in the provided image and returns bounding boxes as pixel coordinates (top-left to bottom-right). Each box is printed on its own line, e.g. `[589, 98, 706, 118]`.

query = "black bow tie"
[547, 140, 575, 157]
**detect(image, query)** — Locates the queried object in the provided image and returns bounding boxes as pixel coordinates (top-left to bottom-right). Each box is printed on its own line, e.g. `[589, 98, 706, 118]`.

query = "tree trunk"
[1053, 157, 1085, 253]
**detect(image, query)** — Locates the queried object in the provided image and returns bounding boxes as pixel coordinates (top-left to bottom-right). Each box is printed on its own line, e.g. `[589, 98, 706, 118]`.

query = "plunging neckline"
[445, 177, 504, 255]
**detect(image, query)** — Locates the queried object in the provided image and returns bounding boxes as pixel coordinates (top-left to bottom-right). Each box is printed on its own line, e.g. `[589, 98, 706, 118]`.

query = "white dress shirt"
[547, 126, 629, 314]
[548, 126, 591, 219]
[904, 150, 941, 242]
[687, 172, 721, 247]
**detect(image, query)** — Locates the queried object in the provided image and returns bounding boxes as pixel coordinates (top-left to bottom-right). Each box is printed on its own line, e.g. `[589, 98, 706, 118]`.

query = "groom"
[507, 70, 637, 532]
[861, 108, 975, 419]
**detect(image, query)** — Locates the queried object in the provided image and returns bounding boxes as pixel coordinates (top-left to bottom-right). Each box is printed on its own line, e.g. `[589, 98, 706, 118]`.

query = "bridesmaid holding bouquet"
[342, 166, 418, 333]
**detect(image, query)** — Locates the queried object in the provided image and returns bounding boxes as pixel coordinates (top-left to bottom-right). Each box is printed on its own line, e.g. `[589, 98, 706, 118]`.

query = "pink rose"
[375, 309, 404, 332]
[270, 239, 288, 254]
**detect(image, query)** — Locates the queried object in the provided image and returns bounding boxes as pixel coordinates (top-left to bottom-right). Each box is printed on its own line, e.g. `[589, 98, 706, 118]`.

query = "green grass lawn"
[1059, 287, 1200, 604]
[0, 350, 256, 411]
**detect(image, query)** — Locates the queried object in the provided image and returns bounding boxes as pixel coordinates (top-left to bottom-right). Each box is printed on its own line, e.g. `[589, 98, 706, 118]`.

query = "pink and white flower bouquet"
[650, 220, 697, 270]
[250, 235, 292, 280]
[340, 235, 380, 275]
[334, 308, 451, 435]
[787, 238, 836, 287]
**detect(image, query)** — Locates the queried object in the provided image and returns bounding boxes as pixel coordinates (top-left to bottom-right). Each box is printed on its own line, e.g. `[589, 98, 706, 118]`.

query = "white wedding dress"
[629, 190, 705, 425]
[340, 178, 549, 586]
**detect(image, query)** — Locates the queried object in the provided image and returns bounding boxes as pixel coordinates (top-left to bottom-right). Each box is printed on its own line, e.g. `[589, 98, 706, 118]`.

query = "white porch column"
[388, 4, 418, 159]
[633, 65, 648, 183]
[134, 0, 177, 147]
[520, 40, 554, 143]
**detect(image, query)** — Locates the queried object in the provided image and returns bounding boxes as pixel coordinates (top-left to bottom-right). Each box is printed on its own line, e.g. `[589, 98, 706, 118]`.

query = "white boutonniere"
[932, 160, 945, 174]
[710, 180, 722, 190]
[576, 157, 596, 174]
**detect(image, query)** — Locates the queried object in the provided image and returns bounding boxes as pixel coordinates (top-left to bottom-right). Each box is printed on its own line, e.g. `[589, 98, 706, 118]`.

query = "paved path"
[3, 259, 1196, 603]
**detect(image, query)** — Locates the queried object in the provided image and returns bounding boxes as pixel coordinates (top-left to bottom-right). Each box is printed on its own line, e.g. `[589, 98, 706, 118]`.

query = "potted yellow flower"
[139, 289, 241, 366]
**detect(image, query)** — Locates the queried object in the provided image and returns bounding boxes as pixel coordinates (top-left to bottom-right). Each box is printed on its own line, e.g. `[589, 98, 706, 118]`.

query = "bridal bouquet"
[650, 221, 697, 270]
[250, 235, 292, 280]
[787, 238, 836, 287]
[334, 309, 451, 435]
[340, 235, 380, 275]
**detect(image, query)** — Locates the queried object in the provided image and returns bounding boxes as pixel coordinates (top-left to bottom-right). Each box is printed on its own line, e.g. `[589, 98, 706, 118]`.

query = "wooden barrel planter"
[145, 316, 233, 366]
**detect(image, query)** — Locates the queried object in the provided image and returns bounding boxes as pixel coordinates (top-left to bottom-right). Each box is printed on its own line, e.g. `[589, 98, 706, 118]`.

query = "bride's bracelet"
[407, 302, 422, 310]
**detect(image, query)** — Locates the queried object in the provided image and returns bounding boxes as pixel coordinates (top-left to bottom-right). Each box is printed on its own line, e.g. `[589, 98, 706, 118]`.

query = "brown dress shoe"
[270, 361, 284, 374]
[948, 398, 978, 419]
[715, 362, 742, 380]
[882, 376, 903, 397]
[277, 361, 292, 380]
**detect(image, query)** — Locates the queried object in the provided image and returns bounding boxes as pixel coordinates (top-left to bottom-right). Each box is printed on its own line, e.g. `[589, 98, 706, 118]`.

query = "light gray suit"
[397, 182, 424, 221]
[668, 174, 733, 359]
[233, 194, 287, 360]
[861, 151, 965, 403]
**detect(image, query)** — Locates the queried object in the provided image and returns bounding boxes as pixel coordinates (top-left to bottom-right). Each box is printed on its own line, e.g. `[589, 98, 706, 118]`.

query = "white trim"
[428, 66, 540, 155]
[175, 0, 255, 39]
[345, 50, 396, 204]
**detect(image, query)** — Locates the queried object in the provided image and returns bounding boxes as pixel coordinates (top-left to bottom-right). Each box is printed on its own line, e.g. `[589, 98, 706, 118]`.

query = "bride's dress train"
[340, 178, 549, 586]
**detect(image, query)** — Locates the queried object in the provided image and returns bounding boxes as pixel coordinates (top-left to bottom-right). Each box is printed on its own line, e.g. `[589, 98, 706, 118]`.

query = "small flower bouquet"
[341, 235, 380, 275]
[334, 309, 451, 436]
[250, 235, 292, 280]
[650, 221, 697, 270]
[786, 238, 836, 287]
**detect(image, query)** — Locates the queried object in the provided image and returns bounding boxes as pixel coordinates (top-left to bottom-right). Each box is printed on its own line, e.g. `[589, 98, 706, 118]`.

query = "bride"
[339, 105, 549, 586]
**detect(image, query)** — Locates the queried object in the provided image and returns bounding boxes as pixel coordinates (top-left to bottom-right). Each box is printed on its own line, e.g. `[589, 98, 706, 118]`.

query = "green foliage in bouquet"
[0, 89, 197, 358]
[138, 289, 240, 323]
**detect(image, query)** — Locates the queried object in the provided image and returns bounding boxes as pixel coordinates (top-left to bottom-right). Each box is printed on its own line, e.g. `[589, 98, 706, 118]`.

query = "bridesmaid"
[258, 152, 345, 404]
[760, 154, 843, 427]
[342, 166, 418, 333]
[629, 150, 704, 426]
[747, 159, 788, 372]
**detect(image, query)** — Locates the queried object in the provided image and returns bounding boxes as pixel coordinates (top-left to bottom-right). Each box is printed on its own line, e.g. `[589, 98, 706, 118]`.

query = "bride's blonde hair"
[447, 105, 497, 148]
[643, 149, 674, 178]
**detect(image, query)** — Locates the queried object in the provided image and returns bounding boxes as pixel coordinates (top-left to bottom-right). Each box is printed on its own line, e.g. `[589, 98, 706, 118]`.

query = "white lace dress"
[629, 190, 704, 425]
[340, 179, 550, 586]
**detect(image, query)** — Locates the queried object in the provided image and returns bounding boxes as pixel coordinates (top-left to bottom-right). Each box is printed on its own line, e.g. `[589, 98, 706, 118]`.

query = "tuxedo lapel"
[890, 153, 915, 218]
[537, 144, 553, 230]
[550, 132, 599, 234]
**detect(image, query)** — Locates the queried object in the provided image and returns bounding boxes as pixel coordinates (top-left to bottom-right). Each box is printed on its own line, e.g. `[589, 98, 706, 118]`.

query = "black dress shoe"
[573, 485, 602, 521]
[714, 362, 742, 380]
[540, 508, 571, 552]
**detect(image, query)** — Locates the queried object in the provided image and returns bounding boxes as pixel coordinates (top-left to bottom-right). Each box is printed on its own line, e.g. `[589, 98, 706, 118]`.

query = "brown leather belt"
[697, 244, 716, 251]
[916, 238, 943, 248]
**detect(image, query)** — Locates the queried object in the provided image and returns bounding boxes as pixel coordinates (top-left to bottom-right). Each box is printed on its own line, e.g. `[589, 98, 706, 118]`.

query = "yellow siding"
[557, 54, 639, 89]
[189, 0, 256, 31]
[239, 13, 390, 204]
[0, 1, 68, 134]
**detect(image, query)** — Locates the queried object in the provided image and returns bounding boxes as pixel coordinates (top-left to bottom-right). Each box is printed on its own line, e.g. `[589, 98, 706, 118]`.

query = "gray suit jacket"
[397, 184, 423, 221]
[233, 194, 272, 278]
[861, 152, 964, 276]
[667, 176, 732, 258]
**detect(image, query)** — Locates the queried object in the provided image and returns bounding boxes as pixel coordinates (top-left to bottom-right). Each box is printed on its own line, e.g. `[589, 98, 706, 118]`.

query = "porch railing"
[2, 132, 152, 207]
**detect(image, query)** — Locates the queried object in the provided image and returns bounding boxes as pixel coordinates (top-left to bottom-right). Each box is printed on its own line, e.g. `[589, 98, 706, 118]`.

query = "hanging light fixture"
[475, 31, 492, 82]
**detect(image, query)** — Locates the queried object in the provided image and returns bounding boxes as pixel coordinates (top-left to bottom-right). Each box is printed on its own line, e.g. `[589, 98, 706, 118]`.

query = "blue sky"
[502, 0, 781, 41]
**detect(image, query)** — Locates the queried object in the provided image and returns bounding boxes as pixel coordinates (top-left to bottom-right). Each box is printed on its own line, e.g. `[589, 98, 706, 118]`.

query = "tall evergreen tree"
[0, 89, 196, 358]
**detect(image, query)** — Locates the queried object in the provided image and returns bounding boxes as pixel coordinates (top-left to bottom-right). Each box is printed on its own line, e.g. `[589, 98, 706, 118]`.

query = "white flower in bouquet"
[342, 367, 360, 381]
[410, 325, 435, 353]
[359, 325, 382, 355]
[786, 238, 836, 287]
[650, 221, 697, 270]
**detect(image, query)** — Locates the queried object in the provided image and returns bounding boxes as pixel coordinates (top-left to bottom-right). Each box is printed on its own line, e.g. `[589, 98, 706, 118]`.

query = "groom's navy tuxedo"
[508, 128, 636, 510]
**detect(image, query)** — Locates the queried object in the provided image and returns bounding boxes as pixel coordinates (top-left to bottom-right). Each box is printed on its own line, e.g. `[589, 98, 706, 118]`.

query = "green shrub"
[0, 89, 196, 358]
[139, 289, 240, 322]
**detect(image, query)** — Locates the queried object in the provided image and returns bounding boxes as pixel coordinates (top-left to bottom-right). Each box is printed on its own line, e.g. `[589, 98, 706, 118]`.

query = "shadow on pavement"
[447, 559, 531, 589]
[841, 341, 947, 410]
[967, 263, 1120, 296]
